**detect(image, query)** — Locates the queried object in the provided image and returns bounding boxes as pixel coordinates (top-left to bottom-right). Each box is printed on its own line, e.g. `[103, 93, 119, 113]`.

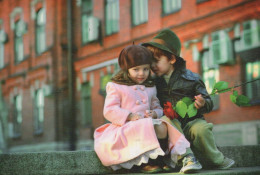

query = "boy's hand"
[194, 94, 205, 109]
[145, 110, 157, 119]
[127, 113, 142, 121]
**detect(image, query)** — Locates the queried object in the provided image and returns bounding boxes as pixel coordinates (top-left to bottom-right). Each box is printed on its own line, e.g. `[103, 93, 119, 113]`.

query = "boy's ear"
[170, 55, 176, 64]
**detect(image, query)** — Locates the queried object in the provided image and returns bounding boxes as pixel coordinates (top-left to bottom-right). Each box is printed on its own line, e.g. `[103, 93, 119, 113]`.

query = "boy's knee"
[189, 121, 213, 137]
[155, 123, 167, 139]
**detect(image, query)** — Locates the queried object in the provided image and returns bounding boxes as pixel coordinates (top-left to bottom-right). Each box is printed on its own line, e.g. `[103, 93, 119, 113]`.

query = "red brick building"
[0, 0, 259, 153]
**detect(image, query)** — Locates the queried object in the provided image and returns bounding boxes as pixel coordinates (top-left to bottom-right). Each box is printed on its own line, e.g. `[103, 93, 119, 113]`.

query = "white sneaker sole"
[217, 159, 235, 170]
[180, 164, 202, 173]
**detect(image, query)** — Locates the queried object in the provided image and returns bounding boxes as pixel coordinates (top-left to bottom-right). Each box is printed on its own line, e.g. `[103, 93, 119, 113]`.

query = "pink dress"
[94, 82, 190, 170]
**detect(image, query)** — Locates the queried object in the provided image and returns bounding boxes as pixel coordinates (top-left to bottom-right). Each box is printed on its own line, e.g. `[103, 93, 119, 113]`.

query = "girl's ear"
[170, 55, 176, 65]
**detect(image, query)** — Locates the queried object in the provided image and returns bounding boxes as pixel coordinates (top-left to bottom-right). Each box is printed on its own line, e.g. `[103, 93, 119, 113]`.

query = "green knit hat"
[142, 28, 185, 64]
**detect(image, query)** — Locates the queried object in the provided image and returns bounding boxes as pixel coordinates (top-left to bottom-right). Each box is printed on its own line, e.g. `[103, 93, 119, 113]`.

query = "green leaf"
[214, 81, 229, 91]
[233, 90, 238, 97]
[181, 97, 193, 106]
[210, 89, 217, 96]
[176, 101, 188, 118]
[187, 103, 197, 118]
[236, 95, 251, 106]
[230, 94, 237, 104]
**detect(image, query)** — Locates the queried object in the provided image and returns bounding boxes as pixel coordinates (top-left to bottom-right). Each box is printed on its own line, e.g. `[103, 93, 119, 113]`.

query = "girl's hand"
[194, 94, 205, 109]
[127, 113, 142, 121]
[145, 110, 157, 119]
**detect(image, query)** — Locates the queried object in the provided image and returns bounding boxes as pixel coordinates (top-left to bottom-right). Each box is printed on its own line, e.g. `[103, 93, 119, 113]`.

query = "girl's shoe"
[141, 165, 162, 173]
[162, 165, 171, 172]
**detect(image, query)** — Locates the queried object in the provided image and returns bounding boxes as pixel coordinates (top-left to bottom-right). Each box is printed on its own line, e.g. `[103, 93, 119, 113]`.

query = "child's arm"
[195, 79, 214, 114]
[150, 87, 163, 118]
[144, 110, 158, 119]
[127, 113, 142, 121]
[103, 82, 131, 126]
[194, 94, 205, 109]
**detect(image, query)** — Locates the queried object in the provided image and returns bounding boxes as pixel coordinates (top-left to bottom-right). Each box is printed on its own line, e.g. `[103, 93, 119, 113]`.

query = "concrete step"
[114, 167, 260, 175]
[0, 145, 259, 175]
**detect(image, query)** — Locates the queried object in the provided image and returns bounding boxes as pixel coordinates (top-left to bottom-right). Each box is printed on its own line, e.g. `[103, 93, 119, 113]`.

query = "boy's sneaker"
[180, 154, 202, 173]
[216, 157, 235, 170]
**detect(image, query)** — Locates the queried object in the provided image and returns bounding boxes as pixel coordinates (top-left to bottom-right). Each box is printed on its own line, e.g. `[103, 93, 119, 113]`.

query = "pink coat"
[94, 82, 189, 167]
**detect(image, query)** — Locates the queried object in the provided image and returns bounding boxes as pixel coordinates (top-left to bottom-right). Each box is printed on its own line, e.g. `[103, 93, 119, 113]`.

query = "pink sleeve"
[151, 87, 163, 118]
[103, 82, 131, 126]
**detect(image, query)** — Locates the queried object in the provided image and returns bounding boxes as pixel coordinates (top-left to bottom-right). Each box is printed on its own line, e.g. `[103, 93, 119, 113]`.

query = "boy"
[142, 29, 235, 173]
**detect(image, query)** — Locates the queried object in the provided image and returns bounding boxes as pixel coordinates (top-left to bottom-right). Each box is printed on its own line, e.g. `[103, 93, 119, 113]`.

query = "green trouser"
[171, 118, 224, 167]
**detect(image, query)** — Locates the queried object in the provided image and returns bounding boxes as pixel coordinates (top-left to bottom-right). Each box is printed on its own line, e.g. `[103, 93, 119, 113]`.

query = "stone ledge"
[117, 167, 260, 175]
[0, 145, 259, 175]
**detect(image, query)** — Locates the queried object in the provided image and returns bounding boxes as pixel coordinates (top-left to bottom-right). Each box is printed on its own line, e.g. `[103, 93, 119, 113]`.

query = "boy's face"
[128, 64, 150, 84]
[147, 46, 175, 77]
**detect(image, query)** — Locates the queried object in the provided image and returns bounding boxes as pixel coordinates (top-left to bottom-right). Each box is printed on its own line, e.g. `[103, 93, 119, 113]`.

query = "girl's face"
[147, 46, 176, 77]
[128, 64, 150, 84]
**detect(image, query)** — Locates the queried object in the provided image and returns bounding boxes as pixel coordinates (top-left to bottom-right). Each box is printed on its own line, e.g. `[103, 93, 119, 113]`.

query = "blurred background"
[0, 0, 259, 153]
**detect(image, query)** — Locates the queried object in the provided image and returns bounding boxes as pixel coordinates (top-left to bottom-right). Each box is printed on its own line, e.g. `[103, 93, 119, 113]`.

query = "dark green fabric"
[142, 28, 186, 65]
[183, 119, 224, 167]
[143, 28, 181, 56]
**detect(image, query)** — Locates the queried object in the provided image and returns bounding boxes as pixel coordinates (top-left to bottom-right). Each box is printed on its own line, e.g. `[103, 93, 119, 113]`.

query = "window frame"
[196, 0, 210, 4]
[201, 35, 220, 110]
[0, 28, 7, 69]
[210, 30, 234, 65]
[243, 60, 260, 105]
[131, 0, 148, 26]
[105, 0, 119, 36]
[33, 89, 44, 135]
[81, 82, 93, 127]
[14, 20, 25, 63]
[242, 19, 260, 50]
[81, 0, 100, 45]
[35, 8, 46, 55]
[162, 0, 181, 16]
[13, 94, 22, 138]
[81, 0, 92, 45]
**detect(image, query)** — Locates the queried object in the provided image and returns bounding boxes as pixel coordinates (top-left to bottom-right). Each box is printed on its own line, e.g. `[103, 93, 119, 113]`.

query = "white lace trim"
[110, 119, 190, 170]
[110, 147, 165, 171]
[168, 135, 190, 168]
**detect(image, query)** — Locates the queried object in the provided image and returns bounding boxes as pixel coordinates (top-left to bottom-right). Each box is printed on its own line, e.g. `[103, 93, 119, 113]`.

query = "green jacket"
[154, 68, 213, 127]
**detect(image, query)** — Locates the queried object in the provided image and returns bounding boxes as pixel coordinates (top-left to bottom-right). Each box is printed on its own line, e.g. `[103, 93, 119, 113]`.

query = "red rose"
[163, 101, 179, 120]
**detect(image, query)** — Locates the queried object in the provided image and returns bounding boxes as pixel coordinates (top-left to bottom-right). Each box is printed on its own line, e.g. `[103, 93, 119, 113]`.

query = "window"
[81, 0, 99, 44]
[34, 89, 44, 135]
[242, 19, 260, 49]
[81, 82, 92, 127]
[196, 0, 210, 3]
[244, 60, 260, 104]
[162, 0, 181, 15]
[210, 30, 234, 65]
[14, 20, 26, 63]
[35, 8, 46, 55]
[99, 74, 112, 96]
[105, 0, 119, 35]
[13, 94, 22, 138]
[132, 0, 148, 26]
[192, 44, 199, 62]
[234, 23, 241, 51]
[0, 29, 7, 68]
[201, 35, 219, 110]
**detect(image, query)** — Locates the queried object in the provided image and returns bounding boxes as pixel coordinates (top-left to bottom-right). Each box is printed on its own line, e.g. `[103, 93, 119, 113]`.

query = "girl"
[94, 45, 190, 173]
